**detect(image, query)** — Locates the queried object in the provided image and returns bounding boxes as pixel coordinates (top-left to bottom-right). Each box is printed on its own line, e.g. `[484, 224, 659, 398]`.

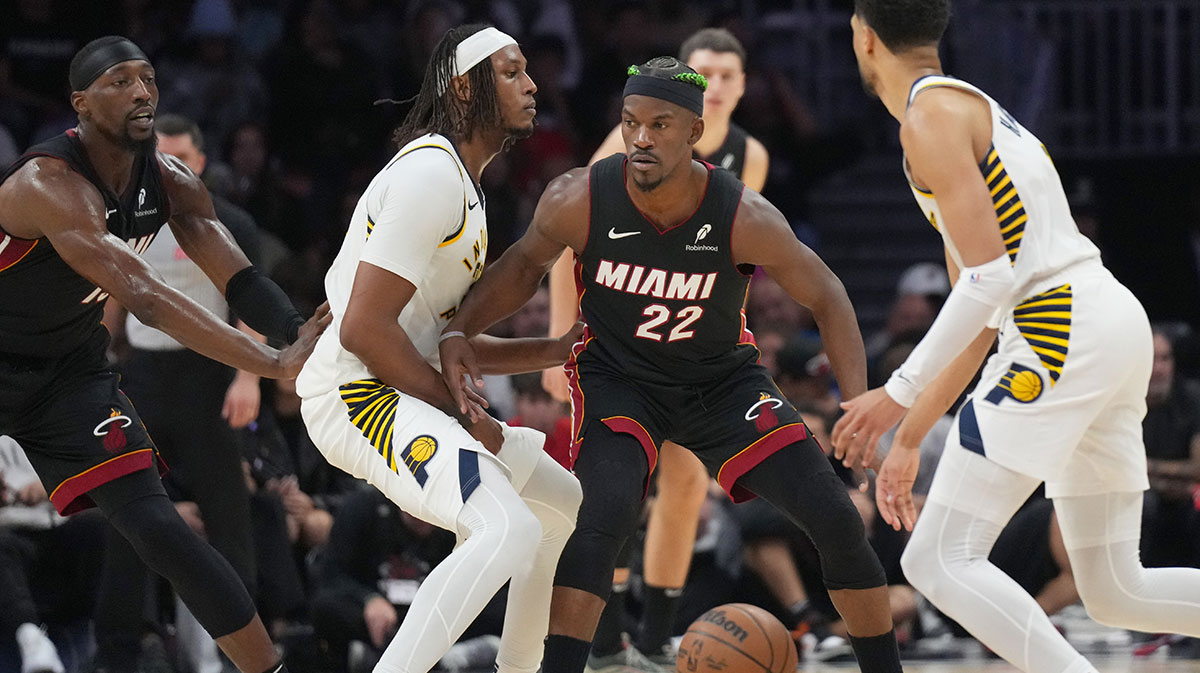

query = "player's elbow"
[123, 283, 168, 330]
[338, 311, 370, 359]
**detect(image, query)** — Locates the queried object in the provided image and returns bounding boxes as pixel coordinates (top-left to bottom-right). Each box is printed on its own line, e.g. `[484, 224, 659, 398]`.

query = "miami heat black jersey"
[695, 122, 747, 179]
[575, 154, 754, 386]
[0, 129, 169, 357]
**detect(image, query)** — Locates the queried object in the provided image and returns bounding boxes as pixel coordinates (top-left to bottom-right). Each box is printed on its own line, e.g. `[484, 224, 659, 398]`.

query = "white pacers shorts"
[300, 378, 546, 532]
[950, 265, 1151, 499]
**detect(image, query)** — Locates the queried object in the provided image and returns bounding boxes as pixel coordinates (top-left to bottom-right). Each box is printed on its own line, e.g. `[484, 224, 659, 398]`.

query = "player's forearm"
[448, 250, 546, 338]
[894, 328, 995, 448]
[470, 334, 570, 375]
[809, 292, 867, 400]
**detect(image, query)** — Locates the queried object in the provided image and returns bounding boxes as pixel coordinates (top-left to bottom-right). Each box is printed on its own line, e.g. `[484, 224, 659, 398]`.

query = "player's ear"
[451, 74, 472, 104]
[689, 115, 705, 146]
[71, 91, 89, 118]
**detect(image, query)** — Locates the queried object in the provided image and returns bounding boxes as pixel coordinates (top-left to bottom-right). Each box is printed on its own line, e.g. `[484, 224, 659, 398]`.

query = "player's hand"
[277, 302, 332, 379]
[875, 444, 921, 531]
[542, 321, 584, 402]
[439, 333, 487, 419]
[466, 414, 504, 455]
[831, 387, 906, 470]
[556, 321, 585, 359]
[222, 372, 261, 429]
[364, 595, 398, 648]
[15, 480, 47, 506]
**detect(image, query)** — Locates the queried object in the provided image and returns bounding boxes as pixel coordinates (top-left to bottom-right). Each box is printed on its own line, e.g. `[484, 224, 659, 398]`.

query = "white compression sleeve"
[1056, 492, 1200, 636]
[376, 459, 543, 673]
[903, 448, 1096, 673]
[885, 253, 1016, 407]
[496, 449, 582, 673]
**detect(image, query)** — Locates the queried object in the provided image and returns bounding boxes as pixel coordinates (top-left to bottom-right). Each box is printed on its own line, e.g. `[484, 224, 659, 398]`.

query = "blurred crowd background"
[2, 0, 1199, 671]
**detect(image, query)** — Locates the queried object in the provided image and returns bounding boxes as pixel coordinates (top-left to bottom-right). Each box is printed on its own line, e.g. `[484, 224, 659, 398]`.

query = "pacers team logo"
[744, 392, 783, 433]
[93, 408, 133, 453]
[400, 435, 439, 486]
[985, 362, 1044, 405]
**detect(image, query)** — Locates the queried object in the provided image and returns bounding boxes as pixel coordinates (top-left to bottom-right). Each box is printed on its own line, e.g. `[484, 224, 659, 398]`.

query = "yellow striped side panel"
[339, 378, 400, 473]
[1012, 284, 1072, 384]
[980, 145, 1027, 265]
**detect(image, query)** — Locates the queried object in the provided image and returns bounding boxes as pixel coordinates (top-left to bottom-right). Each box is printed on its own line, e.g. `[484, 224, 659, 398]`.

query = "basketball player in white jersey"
[540, 30, 772, 669]
[295, 25, 581, 673]
[832, 2, 1200, 671]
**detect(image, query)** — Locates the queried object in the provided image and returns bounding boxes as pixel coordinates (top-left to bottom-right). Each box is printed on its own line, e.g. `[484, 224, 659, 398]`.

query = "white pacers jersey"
[296, 133, 487, 398]
[903, 75, 1101, 299]
[904, 76, 1151, 498]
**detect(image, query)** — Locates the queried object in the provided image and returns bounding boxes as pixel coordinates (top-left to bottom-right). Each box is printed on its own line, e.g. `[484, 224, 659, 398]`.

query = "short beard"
[859, 70, 879, 99]
[632, 174, 662, 192]
[100, 121, 158, 154]
[499, 119, 536, 153]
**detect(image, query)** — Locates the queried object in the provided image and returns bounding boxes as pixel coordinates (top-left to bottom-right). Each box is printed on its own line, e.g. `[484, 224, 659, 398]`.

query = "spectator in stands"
[746, 272, 815, 335]
[775, 335, 838, 418]
[311, 487, 504, 673]
[1141, 326, 1200, 570]
[0, 436, 107, 673]
[157, 0, 268, 168]
[864, 262, 948, 362]
[508, 372, 574, 470]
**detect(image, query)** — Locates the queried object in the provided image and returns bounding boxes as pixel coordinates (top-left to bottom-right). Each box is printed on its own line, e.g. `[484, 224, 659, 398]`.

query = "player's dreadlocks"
[391, 24, 503, 148]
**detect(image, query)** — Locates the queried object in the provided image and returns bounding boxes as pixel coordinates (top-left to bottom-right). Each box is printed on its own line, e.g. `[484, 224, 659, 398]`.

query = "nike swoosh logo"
[468, 201, 479, 210]
[608, 228, 641, 239]
[106, 208, 118, 218]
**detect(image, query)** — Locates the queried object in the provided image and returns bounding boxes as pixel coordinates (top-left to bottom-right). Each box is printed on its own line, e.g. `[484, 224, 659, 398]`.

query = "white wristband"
[886, 253, 1016, 407]
[439, 330, 466, 343]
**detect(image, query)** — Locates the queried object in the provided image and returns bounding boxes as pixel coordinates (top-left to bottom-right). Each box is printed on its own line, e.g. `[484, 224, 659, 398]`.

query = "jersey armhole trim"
[379, 143, 469, 247]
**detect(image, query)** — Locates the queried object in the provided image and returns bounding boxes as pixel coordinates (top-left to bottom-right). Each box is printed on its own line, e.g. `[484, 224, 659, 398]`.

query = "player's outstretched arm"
[5, 160, 323, 379]
[469, 323, 584, 376]
[539, 131, 628, 400]
[441, 168, 589, 413]
[157, 153, 310, 345]
[732, 189, 867, 400]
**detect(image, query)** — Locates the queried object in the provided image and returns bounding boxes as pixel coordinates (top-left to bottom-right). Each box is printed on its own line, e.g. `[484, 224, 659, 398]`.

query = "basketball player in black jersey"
[441, 58, 904, 673]
[543, 31, 770, 667]
[0, 37, 329, 673]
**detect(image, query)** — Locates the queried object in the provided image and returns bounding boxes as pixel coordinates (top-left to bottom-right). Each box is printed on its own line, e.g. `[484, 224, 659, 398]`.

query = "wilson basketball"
[676, 603, 798, 673]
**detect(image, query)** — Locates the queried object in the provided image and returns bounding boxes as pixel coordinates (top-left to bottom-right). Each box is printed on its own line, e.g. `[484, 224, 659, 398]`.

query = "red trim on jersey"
[49, 448, 169, 515]
[0, 236, 38, 273]
[620, 157, 712, 235]
[600, 415, 659, 498]
[716, 423, 808, 503]
[737, 283, 756, 347]
[565, 327, 593, 461]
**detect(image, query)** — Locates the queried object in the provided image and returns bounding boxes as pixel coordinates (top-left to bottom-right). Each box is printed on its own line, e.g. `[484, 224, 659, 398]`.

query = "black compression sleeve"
[224, 266, 304, 344]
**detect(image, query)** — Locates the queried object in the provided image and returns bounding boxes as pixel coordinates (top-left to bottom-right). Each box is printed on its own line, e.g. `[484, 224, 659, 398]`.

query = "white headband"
[454, 27, 517, 77]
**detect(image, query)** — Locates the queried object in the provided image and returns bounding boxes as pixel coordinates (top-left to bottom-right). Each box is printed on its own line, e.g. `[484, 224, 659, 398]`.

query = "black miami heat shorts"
[0, 329, 162, 515]
[569, 358, 815, 502]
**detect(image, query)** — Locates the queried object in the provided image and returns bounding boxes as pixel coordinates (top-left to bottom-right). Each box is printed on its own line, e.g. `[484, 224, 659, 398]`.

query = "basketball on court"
[675, 603, 797, 673]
